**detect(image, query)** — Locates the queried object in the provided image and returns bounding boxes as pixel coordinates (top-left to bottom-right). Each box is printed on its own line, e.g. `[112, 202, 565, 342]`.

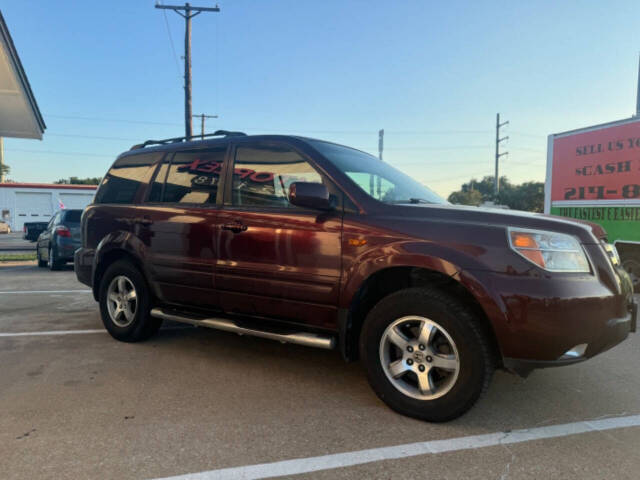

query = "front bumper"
[464, 265, 636, 376]
[503, 300, 636, 376]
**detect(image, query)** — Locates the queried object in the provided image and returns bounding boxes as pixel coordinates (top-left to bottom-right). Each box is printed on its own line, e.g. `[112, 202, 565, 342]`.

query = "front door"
[215, 141, 343, 329]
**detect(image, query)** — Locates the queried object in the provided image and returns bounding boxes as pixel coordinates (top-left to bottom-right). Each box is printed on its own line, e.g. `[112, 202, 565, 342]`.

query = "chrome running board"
[151, 308, 335, 350]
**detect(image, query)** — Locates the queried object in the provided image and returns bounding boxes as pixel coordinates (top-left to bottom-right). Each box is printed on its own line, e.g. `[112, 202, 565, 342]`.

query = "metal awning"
[0, 10, 45, 139]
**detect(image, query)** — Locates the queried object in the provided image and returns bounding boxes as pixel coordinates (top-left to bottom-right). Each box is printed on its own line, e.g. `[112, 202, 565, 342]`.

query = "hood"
[379, 203, 607, 243]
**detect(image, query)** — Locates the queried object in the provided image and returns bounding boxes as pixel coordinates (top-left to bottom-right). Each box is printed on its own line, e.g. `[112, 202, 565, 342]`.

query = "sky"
[3, 0, 640, 198]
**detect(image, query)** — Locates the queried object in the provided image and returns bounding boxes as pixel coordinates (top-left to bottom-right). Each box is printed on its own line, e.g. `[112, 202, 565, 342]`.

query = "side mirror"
[289, 182, 331, 210]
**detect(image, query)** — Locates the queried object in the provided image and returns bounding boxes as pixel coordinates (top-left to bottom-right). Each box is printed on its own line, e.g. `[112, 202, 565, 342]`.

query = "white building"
[0, 183, 96, 231]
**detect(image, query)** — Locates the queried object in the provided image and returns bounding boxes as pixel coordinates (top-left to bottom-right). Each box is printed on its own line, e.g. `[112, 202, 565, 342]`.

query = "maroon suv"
[75, 131, 637, 422]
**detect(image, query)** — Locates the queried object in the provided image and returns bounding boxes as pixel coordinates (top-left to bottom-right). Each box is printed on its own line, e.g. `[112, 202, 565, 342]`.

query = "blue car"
[36, 209, 83, 270]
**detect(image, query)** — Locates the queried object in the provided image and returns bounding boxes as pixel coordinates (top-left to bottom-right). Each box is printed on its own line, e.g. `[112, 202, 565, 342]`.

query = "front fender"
[339, 240, 488, 309]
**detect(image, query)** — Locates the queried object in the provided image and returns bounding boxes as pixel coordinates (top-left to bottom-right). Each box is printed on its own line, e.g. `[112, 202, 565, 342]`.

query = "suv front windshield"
[309, 140, 446, 205]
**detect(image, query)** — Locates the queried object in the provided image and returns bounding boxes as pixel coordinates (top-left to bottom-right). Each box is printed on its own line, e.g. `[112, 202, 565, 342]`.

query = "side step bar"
[151, 308, 336, 350]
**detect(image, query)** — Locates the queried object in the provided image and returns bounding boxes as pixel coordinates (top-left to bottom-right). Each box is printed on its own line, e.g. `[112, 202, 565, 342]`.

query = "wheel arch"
[339, 264, 503, 368]
[92, 232, 155, 301]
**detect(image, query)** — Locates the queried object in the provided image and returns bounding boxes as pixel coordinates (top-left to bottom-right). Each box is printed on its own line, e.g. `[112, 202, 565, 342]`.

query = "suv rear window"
[62, 210, 82, 223]
[94, 153, 158, 204]
[151, 147, 227, 204]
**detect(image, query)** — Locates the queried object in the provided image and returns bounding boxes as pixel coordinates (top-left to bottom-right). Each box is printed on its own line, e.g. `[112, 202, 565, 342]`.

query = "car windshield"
[309, 140, 447, 205]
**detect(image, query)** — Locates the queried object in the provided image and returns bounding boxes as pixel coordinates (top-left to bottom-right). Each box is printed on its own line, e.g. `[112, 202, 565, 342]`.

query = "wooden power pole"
[193, 113, 218, 138]
[155, 2, 220, 138]
[494, 113, 509, 195]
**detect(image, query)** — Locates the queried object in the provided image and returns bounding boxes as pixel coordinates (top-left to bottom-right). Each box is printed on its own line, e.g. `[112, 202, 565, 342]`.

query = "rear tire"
[37, 248, 46, 268]
[98, 260, 162, 342]
[360, 287, 494, 422]
[47, 246, 62, 271]
[621, 253, 640, 293]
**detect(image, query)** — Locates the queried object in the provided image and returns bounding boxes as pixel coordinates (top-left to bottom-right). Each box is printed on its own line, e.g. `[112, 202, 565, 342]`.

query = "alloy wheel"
[106, 275, 138, 328]
[379, 316, 460, 400]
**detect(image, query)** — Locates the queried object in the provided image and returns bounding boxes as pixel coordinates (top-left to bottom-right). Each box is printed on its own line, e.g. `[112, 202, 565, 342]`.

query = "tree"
[0, 162, 9, 178]
[54, 176, 101, 185]
[448, 176, 544, 212]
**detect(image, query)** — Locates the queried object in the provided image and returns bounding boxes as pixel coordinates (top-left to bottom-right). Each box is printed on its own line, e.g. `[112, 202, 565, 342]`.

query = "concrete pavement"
[0, 265, 638, 479]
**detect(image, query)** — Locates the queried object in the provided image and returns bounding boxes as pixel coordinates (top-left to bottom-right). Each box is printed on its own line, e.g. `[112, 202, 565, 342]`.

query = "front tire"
[621, 253, 640, 293]
[98, 260, 162, 342]
[360, 287, 494, 422]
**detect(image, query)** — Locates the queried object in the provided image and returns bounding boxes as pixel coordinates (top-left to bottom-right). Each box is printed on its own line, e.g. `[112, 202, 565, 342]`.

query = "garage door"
[59, 193, 94, 210]
[15, 191, 53, 231]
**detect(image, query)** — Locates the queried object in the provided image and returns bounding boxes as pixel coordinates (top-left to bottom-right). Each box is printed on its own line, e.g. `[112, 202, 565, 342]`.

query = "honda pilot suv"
[75, 131, 637, 422]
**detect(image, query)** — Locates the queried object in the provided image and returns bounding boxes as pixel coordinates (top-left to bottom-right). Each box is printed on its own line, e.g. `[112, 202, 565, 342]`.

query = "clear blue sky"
[3, 0, 640, 197]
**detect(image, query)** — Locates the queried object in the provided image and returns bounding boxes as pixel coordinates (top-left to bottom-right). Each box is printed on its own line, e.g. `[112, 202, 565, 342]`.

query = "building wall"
[0, 185, 96, 231]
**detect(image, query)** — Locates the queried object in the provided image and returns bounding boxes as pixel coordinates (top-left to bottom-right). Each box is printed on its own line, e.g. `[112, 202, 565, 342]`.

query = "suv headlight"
[508, 228, 590, 273]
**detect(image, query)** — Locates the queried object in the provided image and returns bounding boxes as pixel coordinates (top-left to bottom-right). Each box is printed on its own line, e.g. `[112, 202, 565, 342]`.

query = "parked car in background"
[37, 209, 83, 270]
[0, 220, 9, 234]
[23, 221, 47, 241]
[75, 132, 637, 422]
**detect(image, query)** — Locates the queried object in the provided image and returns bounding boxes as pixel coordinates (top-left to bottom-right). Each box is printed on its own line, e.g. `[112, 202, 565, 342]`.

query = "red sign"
[551, 121, 640, 202]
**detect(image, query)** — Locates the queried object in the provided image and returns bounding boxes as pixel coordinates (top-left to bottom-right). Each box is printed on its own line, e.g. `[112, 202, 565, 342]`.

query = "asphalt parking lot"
[1, 264, 639, 480]
[0, 232, 35, 253]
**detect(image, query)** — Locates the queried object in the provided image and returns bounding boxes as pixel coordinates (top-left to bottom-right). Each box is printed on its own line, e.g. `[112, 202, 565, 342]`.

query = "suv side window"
[94, 153, 158, 204]
[230, 144, 324, 208]
[155, 146, 226, 204]
[344, 172, 395, 202]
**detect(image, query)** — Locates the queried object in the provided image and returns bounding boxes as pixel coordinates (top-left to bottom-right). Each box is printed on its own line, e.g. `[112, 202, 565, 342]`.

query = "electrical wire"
[158, 0, 182, 80]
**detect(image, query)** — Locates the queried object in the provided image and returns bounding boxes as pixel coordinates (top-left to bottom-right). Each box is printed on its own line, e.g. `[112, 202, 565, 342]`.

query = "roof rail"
[129, 130, 247, 150]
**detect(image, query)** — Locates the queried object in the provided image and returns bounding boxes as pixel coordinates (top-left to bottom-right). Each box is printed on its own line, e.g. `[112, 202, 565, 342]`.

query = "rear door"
[37, 212, 58, 258]
[215, 140, 343, 329]
[138, 144, 228, 308]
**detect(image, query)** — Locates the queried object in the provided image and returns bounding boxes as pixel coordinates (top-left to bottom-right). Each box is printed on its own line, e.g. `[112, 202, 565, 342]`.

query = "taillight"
[55, 225, 71, 237]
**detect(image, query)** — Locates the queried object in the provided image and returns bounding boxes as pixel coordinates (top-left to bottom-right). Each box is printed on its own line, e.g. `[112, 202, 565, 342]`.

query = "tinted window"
[160, 147, 227, 204]
[231, 145, 323, 208]
[95, 153, 158, 204]
[148, 162, 169, 202]
[62, 210, 82, 223]
[48, 213, 59, 228]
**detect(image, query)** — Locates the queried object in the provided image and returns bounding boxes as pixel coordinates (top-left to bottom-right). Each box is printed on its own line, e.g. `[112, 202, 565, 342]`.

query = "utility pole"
[636, 53, 640, 116]
[155, 2, 220, 138]
[0, 137, 4, 183]
[193, 113, 218, 138]
[376, 129, 384, 197]
[494, 113, 509, 196]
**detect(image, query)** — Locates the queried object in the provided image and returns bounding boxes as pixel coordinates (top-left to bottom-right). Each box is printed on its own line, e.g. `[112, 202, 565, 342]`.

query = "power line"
[4, 148, 116, 158]
[47, 133, 139, 141]
[158, 0, 182, 79]
[45, 114, 183, 126]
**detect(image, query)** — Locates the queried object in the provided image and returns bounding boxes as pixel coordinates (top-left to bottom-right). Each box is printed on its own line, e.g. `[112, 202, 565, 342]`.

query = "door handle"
[222, 222, 247, 233]
[136, 216, 153, 226]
